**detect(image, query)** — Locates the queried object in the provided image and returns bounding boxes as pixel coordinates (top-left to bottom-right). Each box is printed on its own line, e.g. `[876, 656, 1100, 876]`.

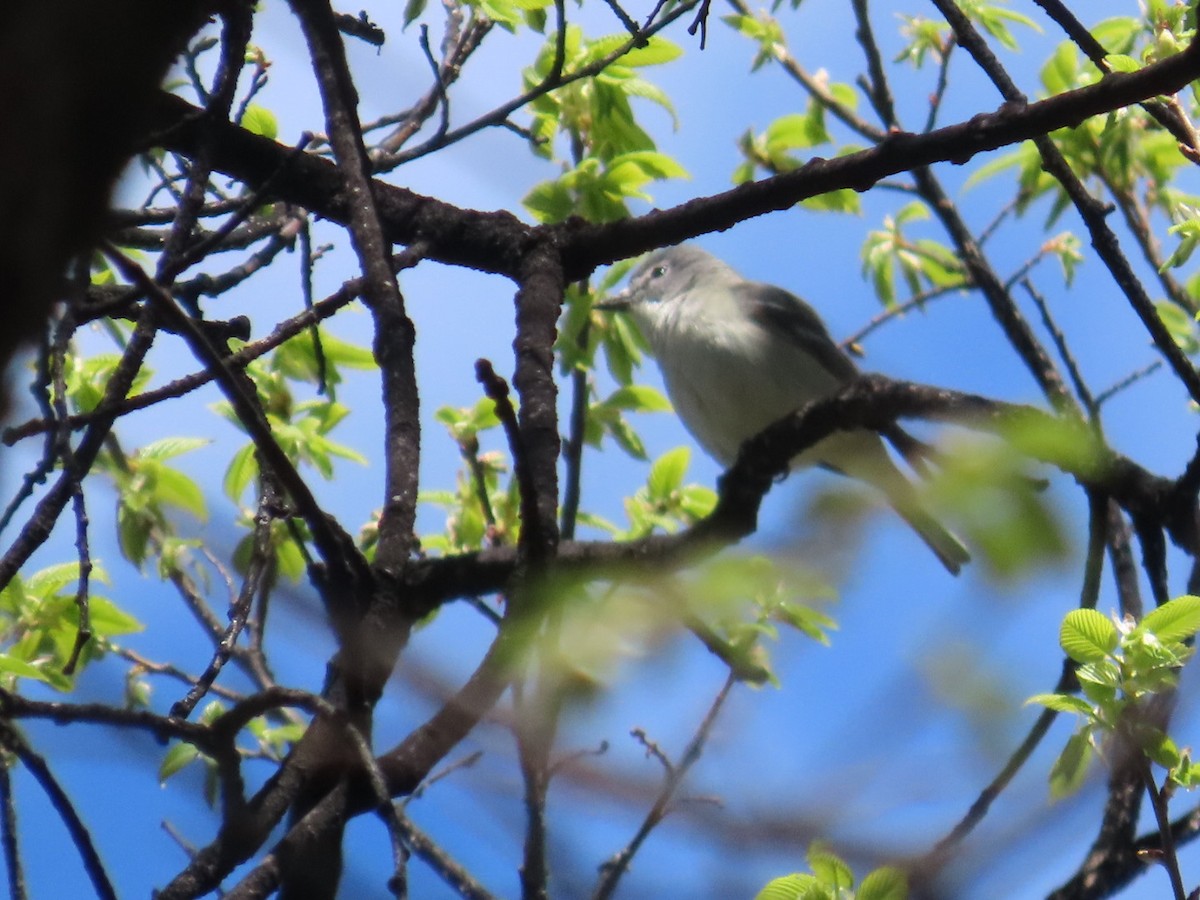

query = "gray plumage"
[601, 244, 969, 575]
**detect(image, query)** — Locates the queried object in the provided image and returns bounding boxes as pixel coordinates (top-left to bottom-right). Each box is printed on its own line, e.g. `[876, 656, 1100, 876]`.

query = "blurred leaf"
[857, 867, 909, 900]
[403, 0, 427, 26]
[1106, 53, 1140, 73]
[603, 385, 672, 413]
[224, 444, 258, 502]
[1027, 692, 1095, 716]
[83, 597, 144, 638]
[807, 842, 853, 889]
[159, 743, 200, 784]
[0, 654, 51, 684]
[584, 34, 682, 68]
[647, 447, 689, 500]
[752, 873, 823, 900]
[1049, 730, 1093, 798]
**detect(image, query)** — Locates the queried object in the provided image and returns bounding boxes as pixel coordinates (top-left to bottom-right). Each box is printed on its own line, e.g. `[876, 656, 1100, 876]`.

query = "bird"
[596, 243, 970, 575]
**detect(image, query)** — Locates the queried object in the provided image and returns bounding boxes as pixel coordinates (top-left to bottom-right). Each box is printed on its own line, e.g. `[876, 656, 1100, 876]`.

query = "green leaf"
[1092, 18, 1140, 56]
[603, 385, 672, 413]
[1042, 42, 1081, 94]
[312, 332, 378, 369]
[118, 503, 151, 566]
[158, 743, 200, 784]
[241, 104, 279, 140]
[1171, 751, 1200, 787]
[224, 444, 259, 502]
[765, 112, 826, 151]
[753, 873, 824, 900]
[806, 842, 853, 888]
[138, 437, 210, 461]
[1049, 730, 1093, 798]
[1140, 726, 1181, 769]
[1059, 609, 1118, 663]
[403, 0, 428, 26]
[617, 77, 678, 127]
[1106, 54, 1140, 73]
[1075, 662, 1119, 706]
[0, 654, 51, 683]
[857, 867, 909, 900]
[149, 465, 208, 520]
[1136, 595, 1200, 643]
[647, 447, 690, 500]
[585, 34, 683, 67]
[828, 83, 858, 110]
[601, 414, 648, 460]
[678, 484, 717, 520]
[1026, 692, 1095, 717]
[275, 533, 308, 581]
[1155, 301, 1200, 353]
[84, 597, 144, 637]
[609, 150, 688, 181]
[801, 189, 861, 215]
[26, 561, 102, 596]
[523, 179, 576, 224]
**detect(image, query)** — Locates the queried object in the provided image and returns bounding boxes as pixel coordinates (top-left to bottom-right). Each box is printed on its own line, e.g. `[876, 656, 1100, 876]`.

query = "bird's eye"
[651, 265, 667, 279]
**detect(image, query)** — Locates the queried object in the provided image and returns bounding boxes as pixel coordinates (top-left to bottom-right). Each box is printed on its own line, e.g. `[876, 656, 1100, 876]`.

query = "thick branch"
[143, 39, 1200, 279]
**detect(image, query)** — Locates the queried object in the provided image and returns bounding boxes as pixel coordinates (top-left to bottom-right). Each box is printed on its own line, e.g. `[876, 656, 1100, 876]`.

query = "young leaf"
[647, 447, 690, 500]
[0, 654, 52, 684]
[1049, 730, 1093, 798]
[403, 0, 427, 26]
[158, 743, 200, 784]
[752, 873, 823, 900]
[1135, 594, 1200, 644]
[857, 867, 909, 900]
[1026, 693, 1095, 717]
[240, 104, 279, 140]
[806, 842, 853, 889]
[1059, 609, 1118, 663]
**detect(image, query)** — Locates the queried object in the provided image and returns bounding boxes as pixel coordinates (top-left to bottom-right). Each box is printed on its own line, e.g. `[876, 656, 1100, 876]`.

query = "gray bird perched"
[597, 244, 970, 575]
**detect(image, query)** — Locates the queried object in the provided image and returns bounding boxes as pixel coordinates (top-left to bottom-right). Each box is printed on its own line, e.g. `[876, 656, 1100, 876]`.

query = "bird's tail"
[890, 499, 971, 576]
[826, 432, 970, 575]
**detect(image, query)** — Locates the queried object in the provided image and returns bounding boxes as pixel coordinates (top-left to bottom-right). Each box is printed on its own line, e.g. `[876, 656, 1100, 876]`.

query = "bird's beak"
[593, 288, 632, 311]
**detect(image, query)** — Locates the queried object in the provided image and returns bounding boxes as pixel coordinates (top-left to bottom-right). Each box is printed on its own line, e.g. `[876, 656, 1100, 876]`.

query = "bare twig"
[0, 722, 116, 900]
[0, 764, 26, 900]
[591, 674, 737, 900]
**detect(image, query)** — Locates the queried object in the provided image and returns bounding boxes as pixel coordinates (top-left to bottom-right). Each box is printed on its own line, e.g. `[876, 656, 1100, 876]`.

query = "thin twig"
[916, 489, 1109, 879]
[170, 482, 279, 719]
[1023, 278, 1097, 416]
[384, 0, 698, 166]
[930, 0, 1200, 407]
[0, 723, 117, 900]
[0, 764, 26, 900]
[392, 807, 499, 900]
[591, 674, 737, 900]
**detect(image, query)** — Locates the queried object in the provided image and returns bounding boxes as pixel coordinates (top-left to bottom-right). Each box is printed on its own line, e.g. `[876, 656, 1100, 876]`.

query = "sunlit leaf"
[752, 873, 822, 900]
[240, 104, 278, 140]
[1136, 595, 1200, 644]
[647, 447, 690, 500]
[1059, 609, 1118, 663]
[1026, 692, 1094, 716]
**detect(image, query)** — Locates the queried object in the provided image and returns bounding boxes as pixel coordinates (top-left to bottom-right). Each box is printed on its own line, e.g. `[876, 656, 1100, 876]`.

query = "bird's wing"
[744, 283, 859, 382]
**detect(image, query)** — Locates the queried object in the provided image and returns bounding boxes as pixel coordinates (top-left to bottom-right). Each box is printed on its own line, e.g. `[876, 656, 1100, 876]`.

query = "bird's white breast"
[638, 288, 844, 467]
